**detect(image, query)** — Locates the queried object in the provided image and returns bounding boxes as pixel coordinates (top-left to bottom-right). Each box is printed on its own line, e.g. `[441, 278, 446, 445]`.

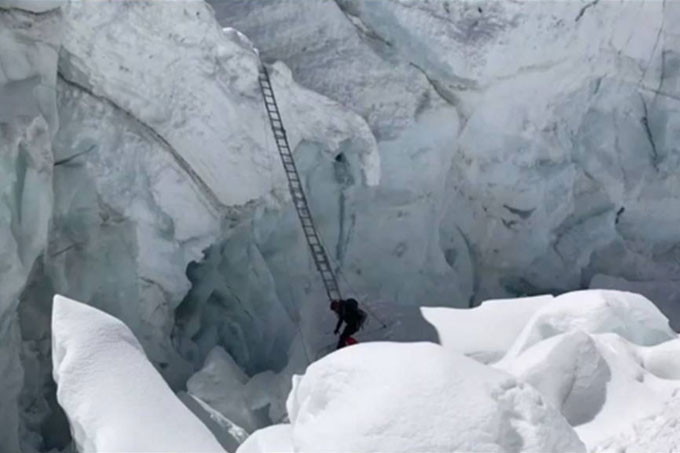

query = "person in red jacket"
[330, 298, 366, 349]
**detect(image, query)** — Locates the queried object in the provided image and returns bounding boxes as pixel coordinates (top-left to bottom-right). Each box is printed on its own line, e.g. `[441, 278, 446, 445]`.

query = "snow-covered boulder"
[51, 295, 225, 452]
[593, 392, 680, 453]
[282, 342, 584, 452]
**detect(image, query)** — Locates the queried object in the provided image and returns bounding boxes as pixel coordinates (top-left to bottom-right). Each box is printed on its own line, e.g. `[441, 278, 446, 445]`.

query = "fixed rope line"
[258, 64, 342, 304]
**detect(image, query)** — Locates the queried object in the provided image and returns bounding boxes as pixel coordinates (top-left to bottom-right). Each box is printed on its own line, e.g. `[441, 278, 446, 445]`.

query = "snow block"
[505, 290, 675, 359]
[51, 295, 225, 452]
[284, 342, 584, 452]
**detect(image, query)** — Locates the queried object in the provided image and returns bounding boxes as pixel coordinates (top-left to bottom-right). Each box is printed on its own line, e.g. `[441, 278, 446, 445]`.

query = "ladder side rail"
[258, 65, 342, 302]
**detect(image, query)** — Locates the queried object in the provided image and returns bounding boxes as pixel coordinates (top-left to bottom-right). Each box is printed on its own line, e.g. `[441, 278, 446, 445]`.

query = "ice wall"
[42, 0, 378, 385]
[0, 3, 61, 451]
[212, 0, 680, 319]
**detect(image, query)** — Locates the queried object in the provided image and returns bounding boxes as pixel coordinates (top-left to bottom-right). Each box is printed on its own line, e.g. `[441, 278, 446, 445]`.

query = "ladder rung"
[260, 63, 341, 303]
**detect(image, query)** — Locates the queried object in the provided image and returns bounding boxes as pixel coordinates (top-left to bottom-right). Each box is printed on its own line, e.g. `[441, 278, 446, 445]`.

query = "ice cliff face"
[7, 0, 378, 450]
[214, 0, 680, 310]
[0, 3, 61, 451]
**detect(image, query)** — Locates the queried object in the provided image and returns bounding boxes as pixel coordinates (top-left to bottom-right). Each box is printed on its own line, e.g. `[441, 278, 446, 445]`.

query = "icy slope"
[51, 295, 225, 452]
[0, 4, 61, 451]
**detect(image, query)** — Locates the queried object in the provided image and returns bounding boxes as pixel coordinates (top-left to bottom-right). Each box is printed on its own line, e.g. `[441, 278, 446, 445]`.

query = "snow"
[503, 290, 676, 360]
[236, 425, 293, 453]
[283, 341, 584, 452]
[187, 346, 265, 433]
[422, 295, 553, 363]
[51, 295, 225, 452]
[593, 393, 680, 453]
[178, 391, 249, 453]
[224, 289, 680, 452]
[489, 290, 680, 449]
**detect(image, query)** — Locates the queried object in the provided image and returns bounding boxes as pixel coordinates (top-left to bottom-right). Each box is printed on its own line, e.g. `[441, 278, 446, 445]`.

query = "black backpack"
[343, 298, 366, 329]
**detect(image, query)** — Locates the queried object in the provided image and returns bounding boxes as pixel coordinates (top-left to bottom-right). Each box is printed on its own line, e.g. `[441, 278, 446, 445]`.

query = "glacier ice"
[0, 4, 60, 452]
[51, 295, 225, 452]
[214, 0, 680, 312]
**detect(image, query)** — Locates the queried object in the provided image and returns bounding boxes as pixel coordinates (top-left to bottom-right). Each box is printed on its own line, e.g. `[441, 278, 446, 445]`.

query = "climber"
[330, 298, 367, 349]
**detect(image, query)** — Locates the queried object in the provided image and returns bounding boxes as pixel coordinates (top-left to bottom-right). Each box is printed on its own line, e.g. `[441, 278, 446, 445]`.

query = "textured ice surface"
[46, 0, 377, 386]
[214, 0, 680, 310]
[51, 295, 225, 452]
[0, 5, 60, 451]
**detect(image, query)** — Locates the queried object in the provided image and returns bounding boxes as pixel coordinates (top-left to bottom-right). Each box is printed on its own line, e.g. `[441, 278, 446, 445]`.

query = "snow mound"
[499, 331, 611, 428]
[593, 392, 680, 453]
[422, 295, 553, 363]
[51, 295, 225, 452]
[285, 342, 584, 453]
[505, 290, 675, 359]
[500, 331, 680, 447]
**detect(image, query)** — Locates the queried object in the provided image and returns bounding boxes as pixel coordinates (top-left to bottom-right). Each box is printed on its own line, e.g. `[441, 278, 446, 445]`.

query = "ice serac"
[210, 0, 470, 310]
[0, 4, 60, 451]
[283, 342, 585, 452]
[49, 0, 377, 385]
[490, 289, 680, 448]
[51, 295, 225, 452]
[214, 0, 680, 319]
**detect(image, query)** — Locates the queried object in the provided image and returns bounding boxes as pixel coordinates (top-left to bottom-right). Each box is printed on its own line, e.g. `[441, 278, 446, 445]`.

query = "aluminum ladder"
[258, 64, 342, 303]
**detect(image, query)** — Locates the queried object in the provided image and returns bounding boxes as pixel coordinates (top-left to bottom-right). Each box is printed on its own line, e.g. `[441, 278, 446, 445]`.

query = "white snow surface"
[236, 425, 293, 453]
[281, 341, 584, 453]
[51, 295, 225, 452]
[229, 290, 680, 452]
